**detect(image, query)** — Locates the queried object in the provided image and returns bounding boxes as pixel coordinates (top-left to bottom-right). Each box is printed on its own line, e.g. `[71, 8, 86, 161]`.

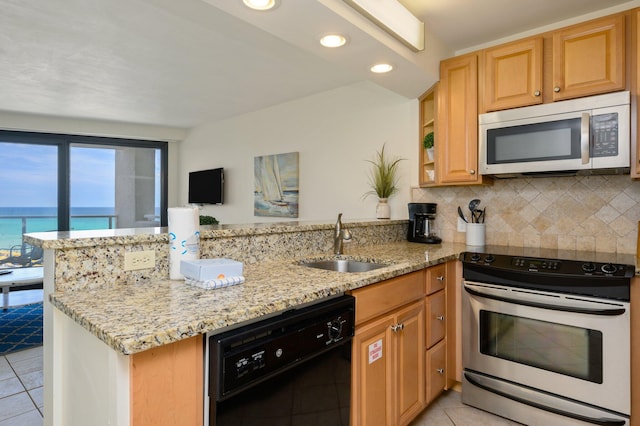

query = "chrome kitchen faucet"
[333, 213, 352, 255]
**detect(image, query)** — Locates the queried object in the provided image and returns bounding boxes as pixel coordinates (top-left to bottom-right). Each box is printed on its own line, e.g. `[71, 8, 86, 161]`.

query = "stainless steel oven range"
[460, 251, 634, 426]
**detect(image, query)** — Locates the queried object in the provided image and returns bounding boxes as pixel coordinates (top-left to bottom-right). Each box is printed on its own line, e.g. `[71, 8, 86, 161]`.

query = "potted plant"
[364, 144, 405, 219]
[423, 132, 434, 161]
[199, 215, 219, 225]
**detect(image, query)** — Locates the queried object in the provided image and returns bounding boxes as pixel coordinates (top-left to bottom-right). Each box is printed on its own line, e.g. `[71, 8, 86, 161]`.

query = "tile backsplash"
[412, 175, 640, 254]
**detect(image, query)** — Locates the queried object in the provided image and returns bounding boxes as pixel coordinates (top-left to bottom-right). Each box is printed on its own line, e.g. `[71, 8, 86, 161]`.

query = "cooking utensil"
[468, 199, 481, 215]
[472, 208, 485, 223]
[458, 206, 468, 223]
[472, 209, 480, 223]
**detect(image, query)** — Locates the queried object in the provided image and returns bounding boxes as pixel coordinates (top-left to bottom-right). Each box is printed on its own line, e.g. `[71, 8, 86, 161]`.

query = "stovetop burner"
[460, 251, 635, 301]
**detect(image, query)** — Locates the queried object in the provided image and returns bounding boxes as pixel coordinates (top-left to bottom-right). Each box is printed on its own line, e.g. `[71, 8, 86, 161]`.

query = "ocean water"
[0, 207, 116, 249]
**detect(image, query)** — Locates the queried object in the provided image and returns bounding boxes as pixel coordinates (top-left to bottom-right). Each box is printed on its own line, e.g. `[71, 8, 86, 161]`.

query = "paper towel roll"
[168, 207, 200, 280]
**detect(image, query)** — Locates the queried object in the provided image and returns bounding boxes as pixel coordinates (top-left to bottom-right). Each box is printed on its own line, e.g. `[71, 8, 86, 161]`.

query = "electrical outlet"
[457, 217, 467, 232]
[124, 250, 156, 271]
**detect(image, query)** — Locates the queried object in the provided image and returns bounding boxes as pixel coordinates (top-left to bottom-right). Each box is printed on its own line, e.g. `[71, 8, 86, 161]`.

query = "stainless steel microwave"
[479, 91, 630, 176]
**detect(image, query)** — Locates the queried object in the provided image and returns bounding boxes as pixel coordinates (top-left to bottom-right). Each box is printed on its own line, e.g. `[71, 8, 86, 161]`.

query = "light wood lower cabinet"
[426, 340, 447, 405]
[631, 276, 639, 426]
[351, 263, 458, 426]
[352, 299, 425, 426]
[130, 335, 203, 426]
[351, 270, 426, 426]
[425, 263, 448, 406]
[396, 302, 426, 425]
[426, 290, 446, 349]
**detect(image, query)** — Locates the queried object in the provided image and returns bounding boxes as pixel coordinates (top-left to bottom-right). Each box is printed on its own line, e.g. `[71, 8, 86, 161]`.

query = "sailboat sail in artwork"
[259, 155, 288, 206]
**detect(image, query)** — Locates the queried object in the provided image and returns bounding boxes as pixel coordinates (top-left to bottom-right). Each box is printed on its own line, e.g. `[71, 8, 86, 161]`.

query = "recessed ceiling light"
[370, 63, 393, 73]
[243, 0, 277, 11]
[320, 34, 347, 48]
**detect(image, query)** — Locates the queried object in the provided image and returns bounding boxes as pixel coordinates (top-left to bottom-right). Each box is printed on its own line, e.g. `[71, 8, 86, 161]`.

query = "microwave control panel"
[591, 113, 618, 157]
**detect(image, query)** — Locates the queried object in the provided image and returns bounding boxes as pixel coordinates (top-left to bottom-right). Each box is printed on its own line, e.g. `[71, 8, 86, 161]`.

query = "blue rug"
[0, 302, 43, 356]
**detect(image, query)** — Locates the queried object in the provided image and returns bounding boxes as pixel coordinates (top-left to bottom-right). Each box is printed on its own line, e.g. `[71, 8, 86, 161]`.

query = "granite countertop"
[49, 241, 464, 355]
[48, 240, 638, 356]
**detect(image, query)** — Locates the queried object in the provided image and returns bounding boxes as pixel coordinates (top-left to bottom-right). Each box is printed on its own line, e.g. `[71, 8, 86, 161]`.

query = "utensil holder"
[466, 223, 485, 246]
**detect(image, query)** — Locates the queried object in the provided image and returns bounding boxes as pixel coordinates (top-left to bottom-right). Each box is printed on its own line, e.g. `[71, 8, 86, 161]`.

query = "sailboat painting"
[254, 152, 299, 217]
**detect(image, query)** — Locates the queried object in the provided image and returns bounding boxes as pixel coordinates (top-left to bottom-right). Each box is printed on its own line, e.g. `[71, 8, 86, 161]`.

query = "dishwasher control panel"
[209, 295, 355, 400]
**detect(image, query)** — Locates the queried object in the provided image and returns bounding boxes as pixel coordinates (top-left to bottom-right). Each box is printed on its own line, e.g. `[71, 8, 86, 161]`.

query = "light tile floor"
[411, 389, 524, 426]
[0, 347, 521, 426]
[0, 346, 43, 426]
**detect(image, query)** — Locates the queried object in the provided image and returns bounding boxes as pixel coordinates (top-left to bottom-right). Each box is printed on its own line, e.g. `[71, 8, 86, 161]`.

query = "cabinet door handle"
[436, 315, 445, 321]
[436, 275, 444, 282]
[534, 90, 541, 97]
[469, 169, 476, 175]
[437, 368, 445, 375]
[554, 86, 561, 93]
[391, 323, 403, 332]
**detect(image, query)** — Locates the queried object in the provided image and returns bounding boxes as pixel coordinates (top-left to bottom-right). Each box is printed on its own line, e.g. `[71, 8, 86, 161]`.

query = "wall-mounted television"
[188, 168, 224, 205]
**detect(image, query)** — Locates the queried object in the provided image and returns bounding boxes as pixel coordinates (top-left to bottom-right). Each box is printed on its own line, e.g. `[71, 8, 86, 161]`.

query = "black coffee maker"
[407, 203, 442, 244]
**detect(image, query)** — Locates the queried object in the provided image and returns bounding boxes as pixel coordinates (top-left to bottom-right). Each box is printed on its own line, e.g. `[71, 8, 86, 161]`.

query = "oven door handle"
[464, 283, 627, 316]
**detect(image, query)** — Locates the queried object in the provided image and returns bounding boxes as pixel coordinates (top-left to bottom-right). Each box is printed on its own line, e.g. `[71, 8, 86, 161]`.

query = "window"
[0, 131, 168, 269]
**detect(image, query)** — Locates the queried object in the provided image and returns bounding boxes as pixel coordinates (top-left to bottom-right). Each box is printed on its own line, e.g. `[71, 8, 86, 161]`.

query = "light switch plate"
[124, 250, 155, 271]
[457, 217, 467, 232]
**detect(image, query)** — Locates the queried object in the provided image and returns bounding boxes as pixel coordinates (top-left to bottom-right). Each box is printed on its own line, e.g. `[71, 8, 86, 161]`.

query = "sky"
[0, 142, 115, 208]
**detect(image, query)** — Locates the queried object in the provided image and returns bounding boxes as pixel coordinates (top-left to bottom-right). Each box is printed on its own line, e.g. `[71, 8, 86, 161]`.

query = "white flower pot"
[427, 148, 434, 161]
[376, 198, 390, 219]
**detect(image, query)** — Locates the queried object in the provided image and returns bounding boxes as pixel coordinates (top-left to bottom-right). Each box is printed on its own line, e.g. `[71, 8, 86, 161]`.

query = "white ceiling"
[0, 0, 634, 129]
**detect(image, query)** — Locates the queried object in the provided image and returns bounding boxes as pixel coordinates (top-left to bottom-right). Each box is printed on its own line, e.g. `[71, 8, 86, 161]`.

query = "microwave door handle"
[581, 112, 590, 164]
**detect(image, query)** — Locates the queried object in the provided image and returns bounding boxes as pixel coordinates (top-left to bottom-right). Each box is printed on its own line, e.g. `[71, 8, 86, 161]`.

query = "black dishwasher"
[207, 295, 355, 426]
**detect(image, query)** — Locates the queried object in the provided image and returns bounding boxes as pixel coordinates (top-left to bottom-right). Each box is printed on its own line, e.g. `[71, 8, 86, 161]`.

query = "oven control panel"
[462, 251, 634, 278]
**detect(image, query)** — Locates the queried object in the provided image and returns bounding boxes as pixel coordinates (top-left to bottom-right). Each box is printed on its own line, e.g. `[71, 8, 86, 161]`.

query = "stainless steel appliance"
[407, 202, 441, 244]
[205, 295, 355, 425]
[460, 251, 633, 425]
[479, 91, 630, 176]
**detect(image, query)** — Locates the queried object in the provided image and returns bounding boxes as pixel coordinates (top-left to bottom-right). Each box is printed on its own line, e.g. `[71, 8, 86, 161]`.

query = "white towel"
[184, 276, 245, 290]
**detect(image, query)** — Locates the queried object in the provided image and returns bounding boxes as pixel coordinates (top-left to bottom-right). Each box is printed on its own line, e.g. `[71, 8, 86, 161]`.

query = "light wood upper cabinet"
[418, 83, 438, 186]
[552, 14, 625, 101]
[632, 9, 640, 179]
[483, 37, 543, 111]
[438, 53, 484, 185]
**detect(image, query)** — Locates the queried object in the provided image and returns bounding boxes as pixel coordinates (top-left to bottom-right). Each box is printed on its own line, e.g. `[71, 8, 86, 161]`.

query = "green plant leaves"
[364, 144, 405, 199]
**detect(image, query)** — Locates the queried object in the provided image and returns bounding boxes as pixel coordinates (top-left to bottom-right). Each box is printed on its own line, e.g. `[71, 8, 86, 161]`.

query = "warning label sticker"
[368, 339, 383, 364]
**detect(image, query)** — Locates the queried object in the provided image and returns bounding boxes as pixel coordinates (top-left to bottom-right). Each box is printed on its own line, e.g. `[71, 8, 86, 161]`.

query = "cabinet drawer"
[352, 271, 425, 325]
[425, 263, 446, 294]
[426, 339, 447, 405]
[426, 290, 446, 348]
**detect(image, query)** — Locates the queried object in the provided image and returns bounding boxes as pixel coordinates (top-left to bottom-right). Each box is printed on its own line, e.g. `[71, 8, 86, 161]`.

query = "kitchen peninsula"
[24, 220, 639, 426]
[25, 219, 461, 426]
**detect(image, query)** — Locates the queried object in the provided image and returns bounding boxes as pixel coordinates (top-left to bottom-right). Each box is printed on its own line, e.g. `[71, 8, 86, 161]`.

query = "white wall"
[179, 81, 418, 224]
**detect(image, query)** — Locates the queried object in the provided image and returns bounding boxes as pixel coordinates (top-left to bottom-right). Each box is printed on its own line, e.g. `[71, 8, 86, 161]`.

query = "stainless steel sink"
[299, 259, 388, 273]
